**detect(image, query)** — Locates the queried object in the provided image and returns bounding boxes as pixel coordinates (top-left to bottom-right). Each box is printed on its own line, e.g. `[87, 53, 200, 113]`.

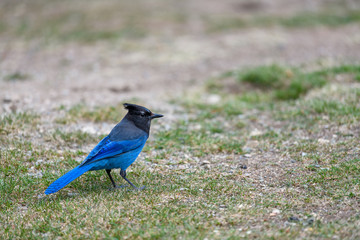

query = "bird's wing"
[80, 135, 147, 166]
[84, 135, 111, 161]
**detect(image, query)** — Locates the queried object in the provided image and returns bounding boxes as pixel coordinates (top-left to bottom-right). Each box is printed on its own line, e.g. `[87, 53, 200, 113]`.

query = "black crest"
[123, 103, 152, 116]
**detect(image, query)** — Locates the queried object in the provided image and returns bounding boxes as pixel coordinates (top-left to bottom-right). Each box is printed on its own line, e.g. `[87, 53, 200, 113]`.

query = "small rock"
[179, 188, 188, 191]
[35, 159, 44, 165]
[37, 194, 45, 199]
[307, 218, 314, 225]
[27, 172, 43, 178]
[239, 164, 247, 169]
[17, 206, 28, 212]
[289, 216, 300, 222]
[270, 208, 281, 217]
[67, 192, 79, 196]
[290, 159, 296, 163]
[250, 129, 263, 137]
[200, 160, 210, 166]
[318, 138, 330, 144]
[219, 204, 227, 208]
[199, 189, 203, 192]
[301, 152, 307, 157]
[207, 94, 221, 104]
[243, 147, 252, 153]
[82, 126, 97, 134]
[244, 154, 251, 158]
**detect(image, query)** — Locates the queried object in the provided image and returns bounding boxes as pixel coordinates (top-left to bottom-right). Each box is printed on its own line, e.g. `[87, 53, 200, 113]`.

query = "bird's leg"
[106, 169, 117, 188]
[120, 169, 145, 190]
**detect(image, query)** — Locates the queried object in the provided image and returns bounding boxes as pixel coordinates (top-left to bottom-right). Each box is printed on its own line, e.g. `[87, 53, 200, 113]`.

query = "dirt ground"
[1, 0, 360, 114]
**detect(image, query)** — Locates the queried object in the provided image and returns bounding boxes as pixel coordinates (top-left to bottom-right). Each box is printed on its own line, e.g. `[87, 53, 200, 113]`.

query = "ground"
[1, 0, 360, 239]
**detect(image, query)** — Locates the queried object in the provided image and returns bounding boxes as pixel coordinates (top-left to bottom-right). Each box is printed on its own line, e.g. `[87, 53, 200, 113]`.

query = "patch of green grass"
[152, 120, 243, 157]
[0, 112, 39, 135]
[238, 65, 327, 100]
[49, 129, 102, 147]
[3, 71, 30, 82]
[209, 64, 360, 101]
[59, 27, 146, 43]
[276, 87, 360, 125]
[275, 11, 360, 28]
[206, 10, 360, 32]
[56, 103, 126, 124]
[303, 158, 360, 199]
[309, 98, 360, 117]
[1, 62, 360, 238]
[0, 139, 86, 211]
[240, 65, 287, 89]
[183, 98, 245, 120]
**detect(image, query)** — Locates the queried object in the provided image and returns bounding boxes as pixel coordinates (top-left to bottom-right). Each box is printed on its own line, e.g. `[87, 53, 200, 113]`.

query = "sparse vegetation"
[206, 10, 360, 32]
[1, 0, 360, 239]
[3, 71, 30, 82]
[0, 112, 39, 135]
[207, 64, 360, 101]
[56, 104, 126, 124]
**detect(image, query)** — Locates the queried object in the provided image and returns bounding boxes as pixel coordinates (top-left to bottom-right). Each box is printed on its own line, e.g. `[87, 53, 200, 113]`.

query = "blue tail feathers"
[45, 164, 94, 195]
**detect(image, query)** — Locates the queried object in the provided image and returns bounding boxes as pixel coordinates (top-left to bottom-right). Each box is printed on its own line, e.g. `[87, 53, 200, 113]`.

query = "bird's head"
[123, 103, 163, 133]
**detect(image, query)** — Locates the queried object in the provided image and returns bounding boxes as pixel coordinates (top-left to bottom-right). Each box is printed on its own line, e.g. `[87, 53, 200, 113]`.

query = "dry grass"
[1, 64, 360, 239]
[1, 0, 360, 239]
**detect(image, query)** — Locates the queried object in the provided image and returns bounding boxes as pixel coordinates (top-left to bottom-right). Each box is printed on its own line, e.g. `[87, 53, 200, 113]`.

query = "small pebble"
[243, 147, 252, 153]
[289, 216, 300, 222]
[239, 164, 247, 169]
[67, 192, 79, 196]
[200, 160, 210, 166]
[270, 208, 281, 216]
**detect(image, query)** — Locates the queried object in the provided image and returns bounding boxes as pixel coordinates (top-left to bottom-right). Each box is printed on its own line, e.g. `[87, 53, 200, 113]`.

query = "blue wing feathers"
[44, 164, 95, 195]
[82, 136, 111, 163]
[80, 135, 147, 166]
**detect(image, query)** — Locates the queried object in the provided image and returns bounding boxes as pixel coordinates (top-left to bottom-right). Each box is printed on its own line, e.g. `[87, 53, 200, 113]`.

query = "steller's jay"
[45, 103, 163, 195]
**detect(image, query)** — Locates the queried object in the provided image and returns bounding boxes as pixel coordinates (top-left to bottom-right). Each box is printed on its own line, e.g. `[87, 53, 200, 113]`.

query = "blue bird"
[45, 103, 163, 195]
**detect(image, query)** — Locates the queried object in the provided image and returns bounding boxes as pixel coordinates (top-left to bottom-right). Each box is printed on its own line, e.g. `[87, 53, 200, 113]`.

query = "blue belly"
[89, 144, 145, 171]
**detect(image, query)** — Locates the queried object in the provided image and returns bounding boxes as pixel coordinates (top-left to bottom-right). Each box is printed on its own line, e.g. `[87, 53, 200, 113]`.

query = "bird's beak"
[150, 113, 163, 119]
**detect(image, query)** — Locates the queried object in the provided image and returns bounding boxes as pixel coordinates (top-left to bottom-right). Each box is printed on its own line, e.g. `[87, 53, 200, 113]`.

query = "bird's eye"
[140, 112, 146, 117]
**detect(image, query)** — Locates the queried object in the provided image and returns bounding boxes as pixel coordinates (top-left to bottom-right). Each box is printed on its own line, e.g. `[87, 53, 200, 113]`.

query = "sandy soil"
[1, 25, 359, 114]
